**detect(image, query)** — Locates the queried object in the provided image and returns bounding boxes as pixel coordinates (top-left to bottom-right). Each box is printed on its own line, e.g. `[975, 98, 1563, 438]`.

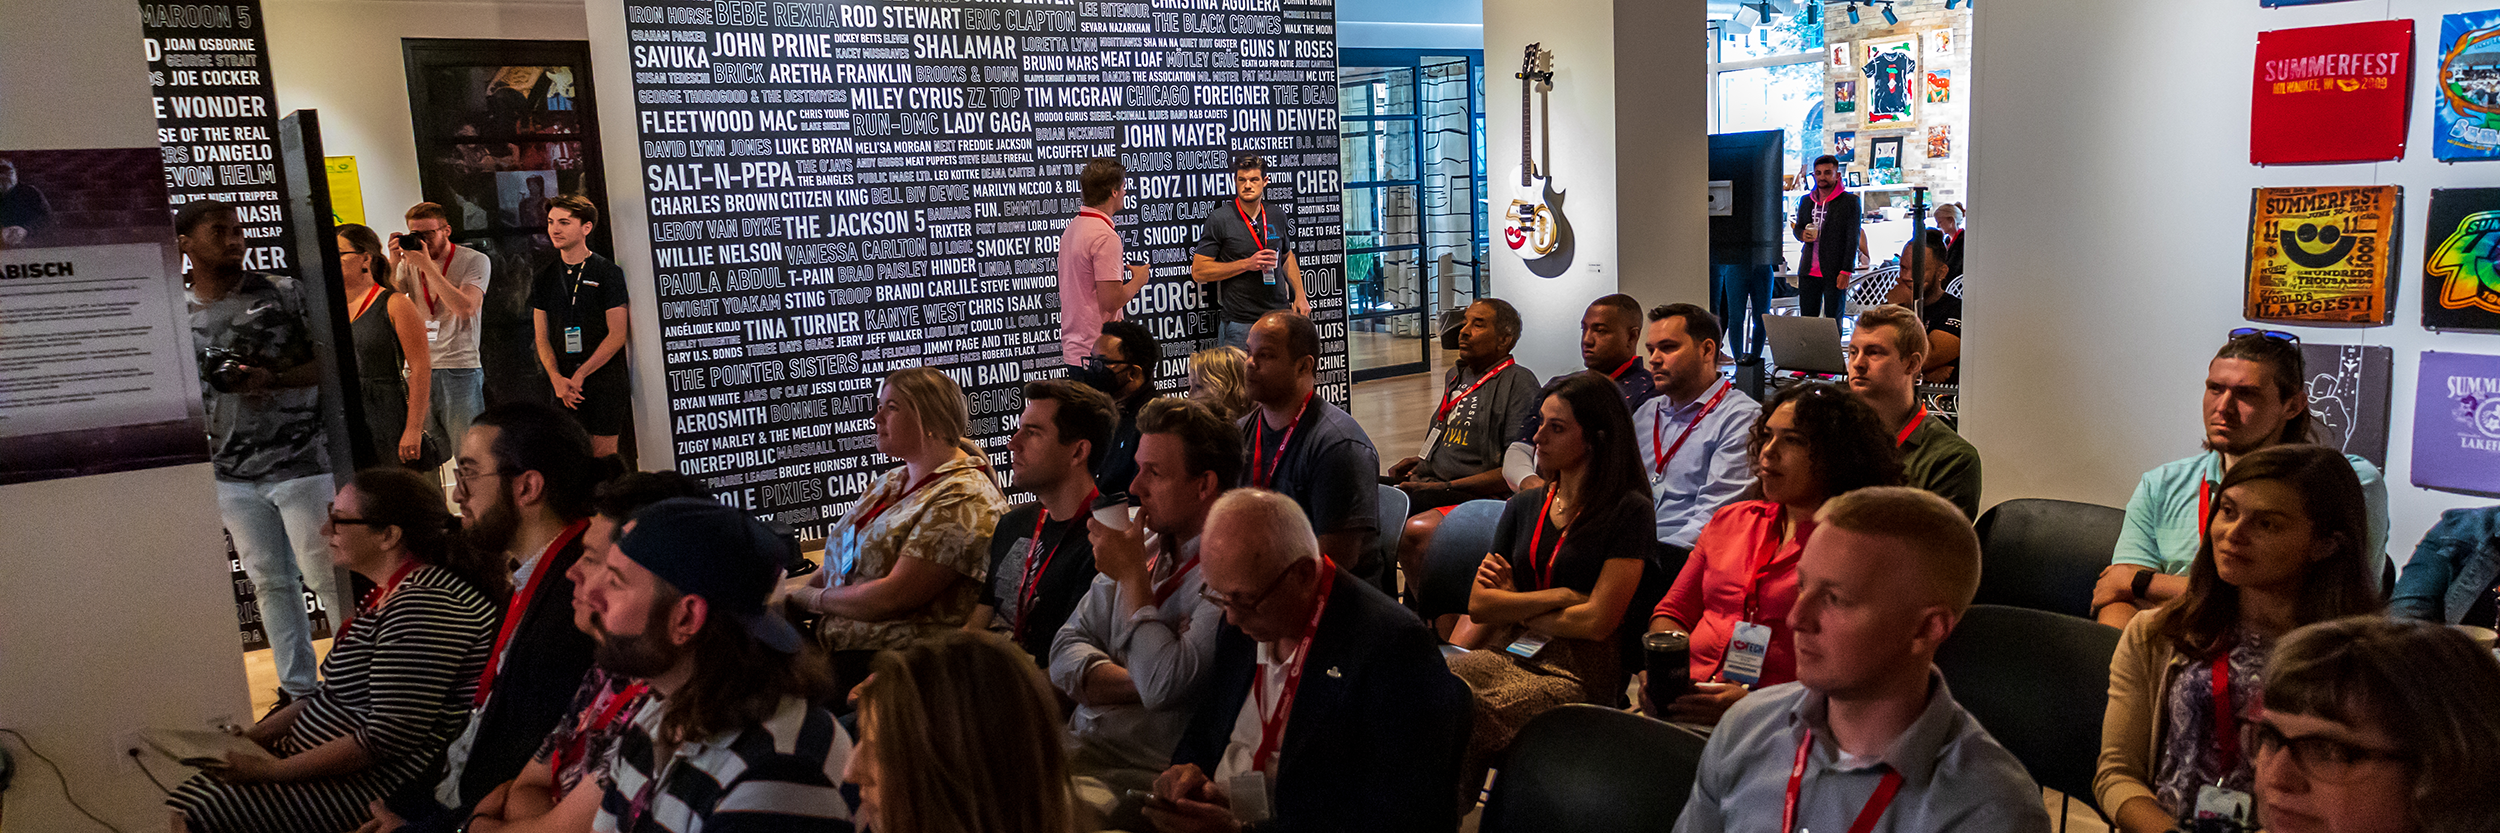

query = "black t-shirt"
[529, 252, 630, 377]
[1240, 397, 1380, 539]
[1492, 486, 1652, 594]
[1195, 199, 1296, 323]
[1921, 293, 1963, 378]
[981, 501, 1099, 660]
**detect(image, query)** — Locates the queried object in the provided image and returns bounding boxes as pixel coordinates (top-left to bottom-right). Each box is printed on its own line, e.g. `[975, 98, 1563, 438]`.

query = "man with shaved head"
[1675, 487, 2050, 833]
[1145, 490, 1468, 833]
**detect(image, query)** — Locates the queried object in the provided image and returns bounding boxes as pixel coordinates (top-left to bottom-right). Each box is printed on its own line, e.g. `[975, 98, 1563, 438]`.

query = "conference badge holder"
[1503, 631, 1552, 660]
[2193, 783, 2253, 830]
[564, 325, 584, 354]
[1228, 771, 1274, 823]
[1724, 622, 1773, 688]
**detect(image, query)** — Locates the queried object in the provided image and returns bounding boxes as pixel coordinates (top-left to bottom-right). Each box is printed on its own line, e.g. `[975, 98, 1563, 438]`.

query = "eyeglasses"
[451, 467, 506, 497]
[326, 515, 383, 527]
[2228, 327, 2300, 345]
[1085, 355, 1136, 370]
[1198, 562, 1304, 614]
[2242, 719, 2405, 783]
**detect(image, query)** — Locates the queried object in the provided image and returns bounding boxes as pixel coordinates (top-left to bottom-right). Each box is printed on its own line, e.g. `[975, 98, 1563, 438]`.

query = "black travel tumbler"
[1642, 630, 1694, 711]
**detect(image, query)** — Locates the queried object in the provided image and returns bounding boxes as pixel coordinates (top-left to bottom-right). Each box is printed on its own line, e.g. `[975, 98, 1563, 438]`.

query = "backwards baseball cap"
[615, 497, 801, 654]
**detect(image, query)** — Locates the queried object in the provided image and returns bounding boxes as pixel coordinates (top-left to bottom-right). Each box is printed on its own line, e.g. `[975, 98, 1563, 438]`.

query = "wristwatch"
[2130, 568, 2156, 602]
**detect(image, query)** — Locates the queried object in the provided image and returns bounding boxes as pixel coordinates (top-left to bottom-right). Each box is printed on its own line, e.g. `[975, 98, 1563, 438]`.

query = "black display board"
[620, 0, 1345, 537]
[142, 1, 299, 275]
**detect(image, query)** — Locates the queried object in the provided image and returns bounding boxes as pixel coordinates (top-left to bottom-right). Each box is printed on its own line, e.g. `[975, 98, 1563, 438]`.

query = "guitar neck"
[1521, 71, 1534, 186]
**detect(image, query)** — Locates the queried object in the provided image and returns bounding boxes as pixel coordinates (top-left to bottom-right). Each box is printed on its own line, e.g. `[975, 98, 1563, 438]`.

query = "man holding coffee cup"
[1192, 155, 1309, 351]
[1789, 155, 1865, 319]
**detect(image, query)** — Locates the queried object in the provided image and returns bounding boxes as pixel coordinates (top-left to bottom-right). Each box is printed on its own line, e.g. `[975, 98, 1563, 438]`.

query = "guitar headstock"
[1516, 43, 1554, 90]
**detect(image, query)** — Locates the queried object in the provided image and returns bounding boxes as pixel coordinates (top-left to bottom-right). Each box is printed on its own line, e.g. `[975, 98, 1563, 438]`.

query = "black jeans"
[1796, 273, 1847, 318]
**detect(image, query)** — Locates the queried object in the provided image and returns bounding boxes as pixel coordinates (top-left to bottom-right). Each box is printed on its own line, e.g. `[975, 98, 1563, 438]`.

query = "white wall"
[1967, 0, 2500, 564]
[578, 0, 676, 467]
[0, 2, 251, 830]
[263, 0, 590, 227]
[1486, 0, 1708, 375]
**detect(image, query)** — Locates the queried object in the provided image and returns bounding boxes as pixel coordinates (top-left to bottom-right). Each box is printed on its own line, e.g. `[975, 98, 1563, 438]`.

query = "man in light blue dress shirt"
[1634, 303, 1762, 559]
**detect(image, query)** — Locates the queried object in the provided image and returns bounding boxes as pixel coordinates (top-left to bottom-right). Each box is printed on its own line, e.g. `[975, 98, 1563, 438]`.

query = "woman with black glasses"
[2252, 616, 2500, 833]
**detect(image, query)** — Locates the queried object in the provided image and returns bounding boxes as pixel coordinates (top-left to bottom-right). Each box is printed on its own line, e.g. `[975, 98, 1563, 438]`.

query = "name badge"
[1723, 621, 1773, 687]
[1227, 771, 1274, 823]
[564, 325, 584, 354]
[1503, 631, 1552, 659]
[1261, 266, 1278, 286]
[2194, 785, 2254, 826]
[1417, 424, 1443, 459]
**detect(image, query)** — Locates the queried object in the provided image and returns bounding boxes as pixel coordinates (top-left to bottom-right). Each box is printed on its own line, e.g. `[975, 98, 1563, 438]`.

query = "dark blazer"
[1791, 189, 1863, 281]
[1944, 228, 1966, 281]
[1174, 566, 1472, 833]
[390, 530, 597, 829]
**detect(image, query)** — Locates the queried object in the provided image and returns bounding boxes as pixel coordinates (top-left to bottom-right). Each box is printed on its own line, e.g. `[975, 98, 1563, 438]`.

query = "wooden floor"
[243, 638, 330, 718]
[1348, 342, 1455, 474]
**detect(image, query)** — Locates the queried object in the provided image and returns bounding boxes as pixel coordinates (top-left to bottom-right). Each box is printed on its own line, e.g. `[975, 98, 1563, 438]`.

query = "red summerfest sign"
[2252, 20, 2414, 164]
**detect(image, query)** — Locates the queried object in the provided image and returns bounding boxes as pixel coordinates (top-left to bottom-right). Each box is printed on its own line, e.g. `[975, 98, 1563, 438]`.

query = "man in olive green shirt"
[1847, 305, 1981, 518]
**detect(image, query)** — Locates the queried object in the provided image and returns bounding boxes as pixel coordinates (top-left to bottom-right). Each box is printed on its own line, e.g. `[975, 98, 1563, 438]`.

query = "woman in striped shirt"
[169, 467, 503, 833]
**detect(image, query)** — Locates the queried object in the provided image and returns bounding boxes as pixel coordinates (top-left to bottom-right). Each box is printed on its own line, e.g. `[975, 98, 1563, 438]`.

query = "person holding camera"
[389, 203, 490, 456]
[179, 199, 341, 703]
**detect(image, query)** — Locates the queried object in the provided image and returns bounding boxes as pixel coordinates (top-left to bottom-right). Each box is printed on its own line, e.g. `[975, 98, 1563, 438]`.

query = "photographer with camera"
[179, 199, 340, 703]
[388, 203, 490, 458]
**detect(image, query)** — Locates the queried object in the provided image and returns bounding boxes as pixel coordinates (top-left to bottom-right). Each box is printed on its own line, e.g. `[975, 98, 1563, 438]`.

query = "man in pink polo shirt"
[1061, 158, 1152, 366]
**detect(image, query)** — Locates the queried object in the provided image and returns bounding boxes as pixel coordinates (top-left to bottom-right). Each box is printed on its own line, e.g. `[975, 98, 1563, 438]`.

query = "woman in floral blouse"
[790, 366, 1007, 701]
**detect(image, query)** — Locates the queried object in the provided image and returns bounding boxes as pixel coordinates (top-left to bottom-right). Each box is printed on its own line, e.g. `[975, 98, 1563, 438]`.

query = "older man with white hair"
[1144, 490, 1471, 833]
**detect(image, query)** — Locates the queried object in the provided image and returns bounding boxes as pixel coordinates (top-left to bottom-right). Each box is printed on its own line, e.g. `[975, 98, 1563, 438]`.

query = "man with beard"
[524, 498, 854, 832]
[1236, 311, 1382, 585]
[2091, 331, 2389, 627]
[378, 402, 608, 832]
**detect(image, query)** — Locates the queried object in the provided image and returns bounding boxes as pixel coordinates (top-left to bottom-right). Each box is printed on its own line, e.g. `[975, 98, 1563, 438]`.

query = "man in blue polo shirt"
[1634, 304, 1761, 559]
[2092, 331, 2389, 627]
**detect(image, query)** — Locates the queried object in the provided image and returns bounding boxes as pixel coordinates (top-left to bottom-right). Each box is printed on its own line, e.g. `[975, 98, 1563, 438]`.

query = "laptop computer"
[1761, 314, 1850, 376]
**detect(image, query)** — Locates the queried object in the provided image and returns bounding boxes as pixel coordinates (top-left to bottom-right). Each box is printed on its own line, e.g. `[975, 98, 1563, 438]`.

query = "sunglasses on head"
[2229, 327, 2299, 345]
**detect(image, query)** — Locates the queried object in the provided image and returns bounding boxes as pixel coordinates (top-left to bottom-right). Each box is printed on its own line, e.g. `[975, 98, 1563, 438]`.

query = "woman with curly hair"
[1643, 380, 1902, 726]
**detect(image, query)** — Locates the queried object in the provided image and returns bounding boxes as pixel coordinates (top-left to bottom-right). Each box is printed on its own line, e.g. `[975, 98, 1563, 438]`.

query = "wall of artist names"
[623, 0, 1346, 537]
[142, 2, 298, 275]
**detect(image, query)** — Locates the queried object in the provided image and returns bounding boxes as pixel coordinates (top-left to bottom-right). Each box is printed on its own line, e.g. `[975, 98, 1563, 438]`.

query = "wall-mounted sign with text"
[2252, 20, 2413, 165]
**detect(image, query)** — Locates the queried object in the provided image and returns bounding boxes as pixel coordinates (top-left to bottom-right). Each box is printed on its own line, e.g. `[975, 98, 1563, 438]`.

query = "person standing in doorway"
[1790, 155, 1864, 319]
[1192, 155, 1308, 350]
[392, 203, 491, 456]
[529, 195, 630, 456]
[1061, 157, 1152, 367]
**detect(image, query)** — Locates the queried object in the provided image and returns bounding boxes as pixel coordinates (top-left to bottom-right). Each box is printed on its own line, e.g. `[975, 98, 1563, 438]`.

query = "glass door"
[1340, 50, 1484, 382]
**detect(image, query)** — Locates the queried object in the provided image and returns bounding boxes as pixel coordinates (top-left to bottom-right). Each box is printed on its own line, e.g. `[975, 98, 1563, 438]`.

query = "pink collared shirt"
[1058, 207, 1126, 365]
[1654, 500, 1812, 687]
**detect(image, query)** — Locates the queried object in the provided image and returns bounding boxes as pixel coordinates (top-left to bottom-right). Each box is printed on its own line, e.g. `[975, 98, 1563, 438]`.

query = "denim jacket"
[2391, 506, 2500, 624]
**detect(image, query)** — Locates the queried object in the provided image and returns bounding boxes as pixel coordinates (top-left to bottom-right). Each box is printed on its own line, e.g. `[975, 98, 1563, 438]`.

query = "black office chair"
[1479, 705, 1708, 833]
[1934, 604, 2122, 831]
[1376, 484, 1410, 596]
[1973, 498, 2126, 619]
[1417, 499, 1506, 621]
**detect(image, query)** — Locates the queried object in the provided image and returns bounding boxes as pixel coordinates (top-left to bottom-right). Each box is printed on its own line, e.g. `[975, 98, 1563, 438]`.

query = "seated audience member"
[170, 469, 502, 833]
[1504, 294, 1658, 494]
[1146, 490, 1469, 833]
[1389, 298, 1541, 586]
[1237, 311, 1384, 582]
[1881, 231, 1963, 383]
[2095, 445, 2384, 833]
[1848, 303, 1981, 519]
[518, 498, 854, 832]
[2389, 504, 2500, 625]
[851, 630, 1084, 833]
[2095, 332, 2390, 628]
[1187, 345, 1253, 423]
[1674, 488, 2054, 833]
[381, 402, 608, 832]
[789, 366, 1008, 700]
[336, 223, 433, 468]
[1052, 398, 1241, 829]
[975, 379, 1121, 660]
[411, 471, 710, 833]
[1649, 382, 1901, 726]
[1635, 303, 1761, 559]
[1446, 372, 1653, 784]
[1388, 297, 1540, 509]
[2253, 616, 2500, 833]
[1080, 320, 1161, 495]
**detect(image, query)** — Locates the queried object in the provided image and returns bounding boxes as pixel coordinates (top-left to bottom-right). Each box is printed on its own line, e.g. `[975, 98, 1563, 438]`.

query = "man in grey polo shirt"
[1675, 487, 2049, 833]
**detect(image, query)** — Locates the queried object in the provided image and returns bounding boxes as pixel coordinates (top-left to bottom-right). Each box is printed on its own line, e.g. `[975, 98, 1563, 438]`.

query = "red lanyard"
[475, 519, 589, 707]
[1251, 393, 1314, 488]
[1249, 557, 1335, 775]
[548, 680, 651, 778]
[416, 248, 450, 315]
[856, 468, 947, 533]
[1433, 359, 1517, 425]
[1654, 381, 1733, 475]
[1235, 200, 1268, 251]
[1610, 356, 1642, 383]
[339, 559, 422, 643]
[1712, 510, 1799, 681]
[2212, 649, 2242, 773]
[1527, 487, 1573, 590]
[350, 284, 382, 320]
[1014, 490, 1098, 639]
[1781, 728, 1905, 833]
[1892, 407, 1928, 447]
[1149, 551, 1203, 607]
[1080, 207, 1114, 229]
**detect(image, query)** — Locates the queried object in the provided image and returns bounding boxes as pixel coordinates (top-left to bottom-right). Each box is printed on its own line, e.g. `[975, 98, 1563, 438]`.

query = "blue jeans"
[1712, 264, 1772, 361]
[1220, 319, 1255, 351]
[217, 474, 341, 697]
[428, 367, 485, 450]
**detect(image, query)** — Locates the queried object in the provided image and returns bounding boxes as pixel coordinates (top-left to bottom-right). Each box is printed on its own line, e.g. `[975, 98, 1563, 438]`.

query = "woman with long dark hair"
[2095, 444, 2383, 833]
[1445, 371, 1654, 784]
[167, 468, 500, 832]
[1644, 380, 1901, 726]
[336, 223, 434, 467]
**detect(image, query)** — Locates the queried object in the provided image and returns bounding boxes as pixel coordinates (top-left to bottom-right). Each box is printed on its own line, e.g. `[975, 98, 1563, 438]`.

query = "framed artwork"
[1927, 126, 1952, 160]
[1870, 135, 1903, 170]
[2410, 351, 2500, 497]
[2423, 187, 2500, 331]
[1833, 131, 1857, 163]
[2436, 10, 2500, 161]
[1833, 80, 1858, 114]
[1862, 37, 1919, 127]
[1830, 41, 1853, 69]
[2251, 20, 2412, 164]
[1928, 29, 1954, 57]
[1845, 171, 1867, 187]
[2244, 185, 2400, 325]
[1926, 70, 1953, 104]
